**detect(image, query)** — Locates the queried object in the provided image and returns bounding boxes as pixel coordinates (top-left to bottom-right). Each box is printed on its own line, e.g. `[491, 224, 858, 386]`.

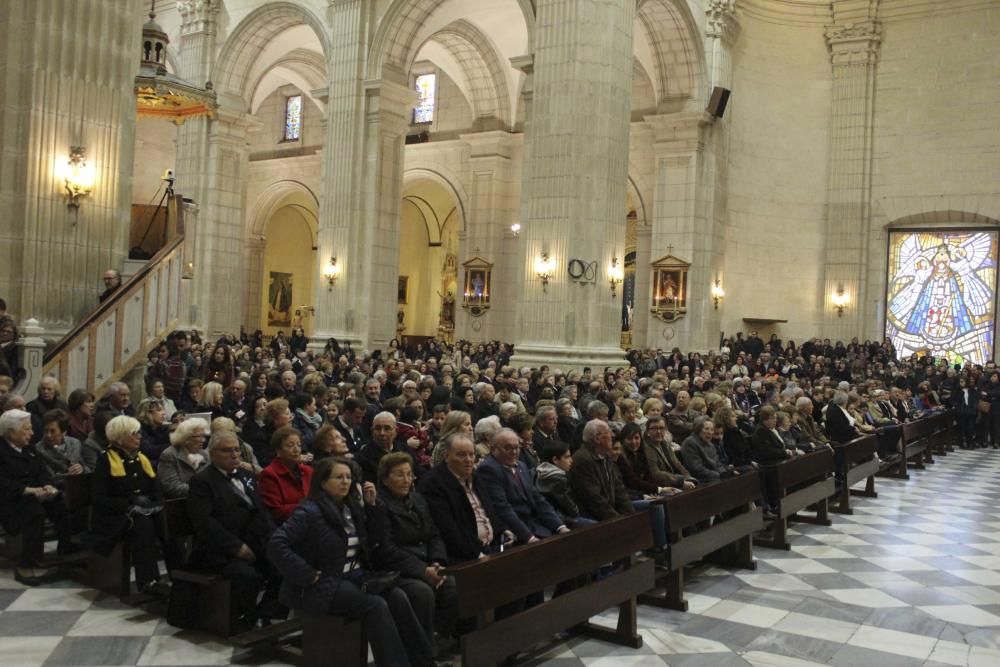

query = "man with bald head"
[568, 420, 631, 521]
[356, 411, 415, 483]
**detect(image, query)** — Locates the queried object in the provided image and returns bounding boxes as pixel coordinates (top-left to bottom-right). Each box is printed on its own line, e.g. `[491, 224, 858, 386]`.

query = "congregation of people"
[0, 325, 992, 667]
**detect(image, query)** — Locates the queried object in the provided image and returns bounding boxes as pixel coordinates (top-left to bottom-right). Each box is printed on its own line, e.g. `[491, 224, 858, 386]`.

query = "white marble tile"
[772, 611, 859, 643]
[830, 524, 884, 535]
[6, 587, 102, 611]
[950, 569, 1000, 586]
[840, 515, 894, 525]
[876, 544, 945, 557]
[968, 542, 1000, 556]
[860, 556, 936, 572]
[735, 573, 816, 592]
[701, 599, 789, 628]
[919, 604, 1000, 626]
[137, 635, 233, 666]
[645, 629, 731, 654]
[581, 657, 668, 667]
[957, 554, 1000, 569]
[790, 545, 857, 559]
[893, 531, 958, 544]
[741, 651, 827, 667]
[684, 593, 723, 615]
[847, 625, 937, 660]
[928, 639, 970, 666]
[0, 636, 62, 665]
[825, 588, 908, 608]
[944, 586, 1000, 605]
[761, 559, 837, 575]
[970, 645, 1000, 667]
[68, 608, 163, 636]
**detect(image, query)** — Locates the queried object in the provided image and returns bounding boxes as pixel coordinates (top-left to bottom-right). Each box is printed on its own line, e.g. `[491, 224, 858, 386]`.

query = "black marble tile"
[0, 611, 83, 636]
[862, 606, 947, 639]
[745, 630, 844, 663]
[44, 636, 149, 666]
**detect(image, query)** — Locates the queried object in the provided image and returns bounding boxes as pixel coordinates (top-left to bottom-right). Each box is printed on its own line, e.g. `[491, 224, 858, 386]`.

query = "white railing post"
[13, 318, 47, 400]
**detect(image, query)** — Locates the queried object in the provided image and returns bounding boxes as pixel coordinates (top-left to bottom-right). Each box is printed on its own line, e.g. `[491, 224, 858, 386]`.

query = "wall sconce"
[323, 256, 341, 290]
[535, 252, 554, 290]
[832, 286, 848, 317]
[60, 146, 95, 208]
[510, 223, 521, 237]
[711, 278, 725, 310]
[608, 256, 624, 298]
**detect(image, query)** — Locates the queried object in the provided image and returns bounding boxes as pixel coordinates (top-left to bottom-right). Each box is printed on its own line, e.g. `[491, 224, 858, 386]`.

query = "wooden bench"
[755, 449, 834, 551]
[445, 512, 655, 667]
[880, 417, 933, 479]
[830, 435, 878, 515]
[61, 473, 135, 597]
[928, 411, 956, 456]
[639, 472, 763, 611]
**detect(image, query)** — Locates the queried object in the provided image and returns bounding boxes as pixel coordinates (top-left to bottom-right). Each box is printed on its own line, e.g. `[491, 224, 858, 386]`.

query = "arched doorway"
[397, 177, 461, 343]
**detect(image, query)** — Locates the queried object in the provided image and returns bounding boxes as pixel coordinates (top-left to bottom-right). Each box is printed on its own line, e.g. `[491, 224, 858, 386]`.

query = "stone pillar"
[632, 225, 653, 348]
[312, 0, 411, 353]
[823, 16, 881, 338]
[12, 319, 47, 400]
[509, 0, 635, 371]
[243, 237, 267, 331]
[0, 0, 142, 334]
[644, 112, 721, 352]
[704, 0, 740, 92]
[457, 131, 518, 343]
[175, 0, 218, 86]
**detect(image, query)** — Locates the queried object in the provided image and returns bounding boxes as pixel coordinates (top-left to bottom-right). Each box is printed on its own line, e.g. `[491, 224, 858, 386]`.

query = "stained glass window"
[885, 230, 998, 365]
[283, 95, 302, 141]
[413, 73, 436, 124]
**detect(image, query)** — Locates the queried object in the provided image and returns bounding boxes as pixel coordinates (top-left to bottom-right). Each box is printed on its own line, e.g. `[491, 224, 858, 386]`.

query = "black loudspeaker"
[707, 86, 731, 118]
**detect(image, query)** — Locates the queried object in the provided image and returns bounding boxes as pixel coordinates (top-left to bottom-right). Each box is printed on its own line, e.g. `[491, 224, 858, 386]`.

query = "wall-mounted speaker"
[707, 86, 731, 118]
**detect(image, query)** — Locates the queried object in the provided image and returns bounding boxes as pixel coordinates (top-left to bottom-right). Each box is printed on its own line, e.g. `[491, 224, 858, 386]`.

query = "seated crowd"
[0, 327, 982, 666]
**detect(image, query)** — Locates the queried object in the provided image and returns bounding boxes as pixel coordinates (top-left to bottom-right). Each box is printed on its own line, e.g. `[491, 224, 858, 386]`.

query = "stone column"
[312, 0, 409, 353]
[632, 225, 653, 347]
[823, 17, 881, 338]
[644, 112, 721, 352]
[243, 237, 267, 331]
[175, 0, 218, 87]
[457, 131, 518, 343]
[509, 0, 635, 371]
[0, 0, 142, 334]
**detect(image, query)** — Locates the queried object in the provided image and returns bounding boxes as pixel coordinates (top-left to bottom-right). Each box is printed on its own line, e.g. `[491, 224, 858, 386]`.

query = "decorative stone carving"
[177, 0, 220, 35]
[706, 0, 740, 44]
[825, 20, 882, 65]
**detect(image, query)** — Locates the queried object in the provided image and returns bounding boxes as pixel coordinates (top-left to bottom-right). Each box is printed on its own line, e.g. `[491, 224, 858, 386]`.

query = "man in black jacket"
[187, 431, 282, 630]
[418, 433, 505, 563]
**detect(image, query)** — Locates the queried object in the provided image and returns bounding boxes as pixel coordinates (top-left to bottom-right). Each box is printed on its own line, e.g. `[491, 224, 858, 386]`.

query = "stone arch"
[250, 48, 328, 114]
[627, 175, 649, 228]
[213, 2, 331, 108]
[248, 179, 320, 244]
[635, 0, 705, 108]
[421, 20, 514, 129]
[885, 211, 1000, 229]
[403, 167, 469, 233]
[369, 0, 534, 82]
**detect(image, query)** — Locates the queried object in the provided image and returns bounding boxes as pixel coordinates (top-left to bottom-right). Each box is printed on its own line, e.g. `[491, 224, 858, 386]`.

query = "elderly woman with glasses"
[91, 415, 165, 594]
[157, 417, 210, 498]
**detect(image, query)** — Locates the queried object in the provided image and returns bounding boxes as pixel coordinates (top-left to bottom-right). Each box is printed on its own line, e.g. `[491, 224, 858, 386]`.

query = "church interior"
[1, 0, 1000, 665]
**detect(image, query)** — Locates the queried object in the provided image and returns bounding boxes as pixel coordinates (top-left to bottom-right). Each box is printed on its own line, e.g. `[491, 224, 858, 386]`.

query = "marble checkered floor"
[3, 449, 1000, 666]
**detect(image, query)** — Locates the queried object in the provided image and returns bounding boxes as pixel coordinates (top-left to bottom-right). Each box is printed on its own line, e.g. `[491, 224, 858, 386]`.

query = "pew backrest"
[660, 471, 760, 533]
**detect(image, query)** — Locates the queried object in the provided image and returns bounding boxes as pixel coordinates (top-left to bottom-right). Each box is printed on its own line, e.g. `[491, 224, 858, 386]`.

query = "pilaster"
[175, 0, 219, 86]
[823, 15, 882, 338]
[510, 0, 635, 371]
[705, 0, 741, 90]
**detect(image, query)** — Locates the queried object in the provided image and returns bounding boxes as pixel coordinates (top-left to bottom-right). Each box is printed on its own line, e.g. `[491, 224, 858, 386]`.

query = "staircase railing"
[40, 236, 186, 397]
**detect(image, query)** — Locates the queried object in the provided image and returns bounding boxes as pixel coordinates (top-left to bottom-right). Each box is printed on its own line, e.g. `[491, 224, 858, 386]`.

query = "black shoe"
[14, 569, 44, 587]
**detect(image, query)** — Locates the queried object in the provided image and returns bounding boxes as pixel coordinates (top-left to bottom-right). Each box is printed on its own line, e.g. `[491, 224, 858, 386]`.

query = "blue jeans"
[631, 499, 667, 551]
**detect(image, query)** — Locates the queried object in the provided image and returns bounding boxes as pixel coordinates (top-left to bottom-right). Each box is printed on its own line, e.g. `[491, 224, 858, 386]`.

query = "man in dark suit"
[568, 420, 632, 520]
[532, 405, 561, 452]
[0, 410, 73, 585]
[951, 377, 980, 448]
[477, 429, 568, 545]
[333, 397, 369, 454]
[187, 431, 283, 630]
[356, 412, 415, 483]
[824, 391, 861, 444]
[418, 433, 505, 563]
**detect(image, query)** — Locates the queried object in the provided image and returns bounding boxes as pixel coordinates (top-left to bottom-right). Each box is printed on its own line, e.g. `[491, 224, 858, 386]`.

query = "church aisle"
[2, 450, 1000, 666]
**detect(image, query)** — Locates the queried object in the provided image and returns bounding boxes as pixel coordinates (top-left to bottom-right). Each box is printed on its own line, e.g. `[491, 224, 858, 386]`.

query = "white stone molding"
[176, 0, 220, 35]
[13, 319, 47, 402]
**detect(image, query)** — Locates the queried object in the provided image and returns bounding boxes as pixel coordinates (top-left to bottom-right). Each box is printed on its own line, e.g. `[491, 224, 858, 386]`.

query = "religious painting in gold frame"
[650, 254, 690, 323]
[462, 256, 493, 316]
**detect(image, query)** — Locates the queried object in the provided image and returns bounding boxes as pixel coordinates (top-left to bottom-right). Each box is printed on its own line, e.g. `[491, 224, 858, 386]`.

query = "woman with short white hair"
[0, 409, 75, 585]
[91, 414, 165, 594]
[157, 417, 210, 498]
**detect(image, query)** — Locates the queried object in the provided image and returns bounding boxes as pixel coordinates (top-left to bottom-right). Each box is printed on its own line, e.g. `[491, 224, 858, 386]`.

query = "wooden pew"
[880, 417, 933, 479]
[754, 449, 834, 551]
[61, 473, 134, 596]
[830, 435, 878, 515]
[445, 512, 655, 667]
[639, 472, 763, 611]
[928, 411, 956, 456]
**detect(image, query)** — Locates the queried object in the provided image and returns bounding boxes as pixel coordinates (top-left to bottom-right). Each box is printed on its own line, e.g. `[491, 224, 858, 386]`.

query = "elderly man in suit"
[568, 419, 632, 521]
[477, 428, 568, 545]
[418, 433, 505, 562]
[186, 431, 283, 630]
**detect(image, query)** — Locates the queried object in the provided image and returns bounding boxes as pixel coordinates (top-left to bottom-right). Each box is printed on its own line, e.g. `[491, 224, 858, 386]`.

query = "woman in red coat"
[258, 426, 313, 523]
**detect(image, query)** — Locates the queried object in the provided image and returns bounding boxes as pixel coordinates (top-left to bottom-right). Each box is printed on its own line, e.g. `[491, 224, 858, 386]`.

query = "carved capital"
[825, 19, 881, 66]
[705, 0, 740, 44]
[177, 0, 220, 35]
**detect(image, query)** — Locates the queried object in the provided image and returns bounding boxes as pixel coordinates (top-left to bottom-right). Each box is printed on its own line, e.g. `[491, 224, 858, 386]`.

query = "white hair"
[582, 419, 608, 445]
[170, 417, 210, 445]
[105, 415, 141, 444]
[474, 415, 502, 443]
[0, 409, 32, 438]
